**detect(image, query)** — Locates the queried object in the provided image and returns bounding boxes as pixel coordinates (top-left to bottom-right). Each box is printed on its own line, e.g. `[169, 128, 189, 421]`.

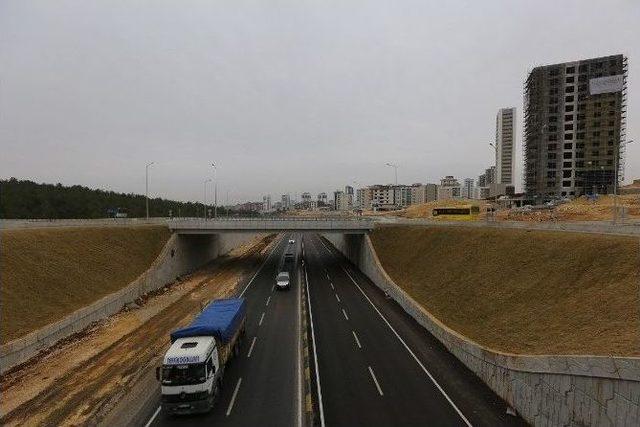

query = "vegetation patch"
[370, 225, 640, 356]
[1, 226, 171, 343]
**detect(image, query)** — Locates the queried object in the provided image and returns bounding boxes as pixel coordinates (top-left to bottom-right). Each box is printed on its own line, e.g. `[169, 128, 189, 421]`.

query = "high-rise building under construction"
[523, 54, 628, 201]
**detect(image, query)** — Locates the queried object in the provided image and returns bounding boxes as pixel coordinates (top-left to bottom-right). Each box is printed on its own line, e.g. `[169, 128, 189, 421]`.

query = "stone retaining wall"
[0, 232, 261, 374]
[324, 233, 640, 426]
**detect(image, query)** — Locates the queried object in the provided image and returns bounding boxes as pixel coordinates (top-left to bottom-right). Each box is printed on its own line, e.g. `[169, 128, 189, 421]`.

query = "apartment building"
[281, 194, 291, 210]
[461, 178, 474, 199]
[437, 176, 461, 200]
[524, 54, 628, 201]
[496, 108, 516, 185]
[334, 186, 353, 211]
[262, 195, 271, 212]
[411, 183, 437, 204]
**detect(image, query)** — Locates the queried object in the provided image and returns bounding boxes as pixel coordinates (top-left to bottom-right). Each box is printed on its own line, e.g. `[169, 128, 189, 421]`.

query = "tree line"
[0, 178, 234, 219]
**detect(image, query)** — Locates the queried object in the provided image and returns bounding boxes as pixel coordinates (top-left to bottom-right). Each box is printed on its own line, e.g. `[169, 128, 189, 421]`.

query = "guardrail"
[1, 218, 168, 230]
[168, 217, 375, 233]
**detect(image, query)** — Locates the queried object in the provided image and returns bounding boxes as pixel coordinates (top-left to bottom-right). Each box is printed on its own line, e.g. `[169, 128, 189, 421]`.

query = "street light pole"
[145, 162, 155, 219]
[385, 163, 398, 185]
[203, 178, 212, 219]
[614, 140, 634, 224]
[211, 163, 218, 219]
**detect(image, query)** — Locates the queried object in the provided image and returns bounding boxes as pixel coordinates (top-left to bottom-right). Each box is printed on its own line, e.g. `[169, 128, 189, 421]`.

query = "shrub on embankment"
[1, 226, 171, 343]
[370, 226, 640, 356]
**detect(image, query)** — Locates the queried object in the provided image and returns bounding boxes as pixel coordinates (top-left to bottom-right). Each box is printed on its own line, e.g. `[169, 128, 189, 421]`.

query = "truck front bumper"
[163, 394, 212, 414]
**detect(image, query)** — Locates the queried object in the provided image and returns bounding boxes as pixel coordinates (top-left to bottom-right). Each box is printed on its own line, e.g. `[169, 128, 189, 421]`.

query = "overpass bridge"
[167, 217, 374, 234]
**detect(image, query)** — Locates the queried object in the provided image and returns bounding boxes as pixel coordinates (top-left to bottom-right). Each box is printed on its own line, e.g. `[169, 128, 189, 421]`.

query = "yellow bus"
[432, 205, 479, 219]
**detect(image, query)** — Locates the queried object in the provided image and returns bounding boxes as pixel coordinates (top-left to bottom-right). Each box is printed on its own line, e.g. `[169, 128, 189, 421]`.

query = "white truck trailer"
[156, 298, 246, 414]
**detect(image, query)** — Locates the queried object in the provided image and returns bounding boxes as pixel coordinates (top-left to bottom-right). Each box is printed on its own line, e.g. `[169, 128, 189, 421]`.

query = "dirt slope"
[1, 226, 171, 342]
[370, 226, 640, 356]
[0, 235, 275, 426]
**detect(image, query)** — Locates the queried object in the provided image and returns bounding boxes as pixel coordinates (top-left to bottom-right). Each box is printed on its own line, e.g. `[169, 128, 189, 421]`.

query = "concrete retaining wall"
[324, 233, 640, 427]
[0, 232, 261, 374]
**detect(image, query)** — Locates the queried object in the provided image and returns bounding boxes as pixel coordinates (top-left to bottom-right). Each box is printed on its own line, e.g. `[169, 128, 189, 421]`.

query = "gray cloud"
[1, 0, 638, 203]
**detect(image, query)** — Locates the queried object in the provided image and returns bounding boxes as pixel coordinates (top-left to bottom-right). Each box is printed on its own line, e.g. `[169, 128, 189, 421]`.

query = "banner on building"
[589, 75, 624, 95]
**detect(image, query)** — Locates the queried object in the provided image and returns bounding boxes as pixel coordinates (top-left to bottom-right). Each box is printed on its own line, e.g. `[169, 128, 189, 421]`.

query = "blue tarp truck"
[156, 298, 247, 414]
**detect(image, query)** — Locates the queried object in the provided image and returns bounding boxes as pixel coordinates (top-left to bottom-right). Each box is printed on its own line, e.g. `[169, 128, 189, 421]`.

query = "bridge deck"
[168, 218, 374, 233]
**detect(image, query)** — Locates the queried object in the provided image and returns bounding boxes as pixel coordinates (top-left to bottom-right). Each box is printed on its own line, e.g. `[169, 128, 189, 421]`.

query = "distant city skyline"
[1, 1, 638, 204]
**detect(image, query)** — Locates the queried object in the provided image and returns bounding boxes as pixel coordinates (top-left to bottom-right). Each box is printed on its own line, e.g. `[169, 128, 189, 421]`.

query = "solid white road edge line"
[341, 266, 473, 427]
[368, 366, 384, 396]
[226, 377, 242, 416]
[352, 330, 362, 349]
[143, 405, 161, 427]
[342, 308, 349, 320]
[247, 337, 257, 358]
[240, 235, 284, 297]
[305, 264, 326, 427]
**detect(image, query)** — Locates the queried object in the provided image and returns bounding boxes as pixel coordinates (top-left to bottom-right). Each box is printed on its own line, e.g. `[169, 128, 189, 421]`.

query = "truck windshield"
[161, 363, 206, 386]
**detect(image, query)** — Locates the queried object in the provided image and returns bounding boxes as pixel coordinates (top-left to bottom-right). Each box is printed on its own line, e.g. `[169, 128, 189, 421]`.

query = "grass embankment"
[1, 226, 171, 343]
[370, 226, 640, 355]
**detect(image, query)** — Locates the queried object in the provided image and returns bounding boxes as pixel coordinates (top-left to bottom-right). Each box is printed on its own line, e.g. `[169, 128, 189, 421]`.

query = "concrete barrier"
[324, 233, 640, 427]
[0, 232, 262, 374]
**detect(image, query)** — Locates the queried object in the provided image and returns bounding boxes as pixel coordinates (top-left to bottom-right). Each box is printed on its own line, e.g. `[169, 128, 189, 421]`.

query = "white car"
[275, 271, 290, 290]
[288, 239, 295, 244]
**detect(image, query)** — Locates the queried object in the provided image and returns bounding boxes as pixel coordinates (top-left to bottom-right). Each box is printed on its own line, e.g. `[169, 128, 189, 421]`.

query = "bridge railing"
[167, 217, 375, 231]
[168, 216, 371, 222]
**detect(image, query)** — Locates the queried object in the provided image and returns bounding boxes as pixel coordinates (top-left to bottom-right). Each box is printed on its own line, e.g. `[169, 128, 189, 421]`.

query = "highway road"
[148, 234, 304, 427]
[145, 232, 525, 427]
[303, 233, 525, 427]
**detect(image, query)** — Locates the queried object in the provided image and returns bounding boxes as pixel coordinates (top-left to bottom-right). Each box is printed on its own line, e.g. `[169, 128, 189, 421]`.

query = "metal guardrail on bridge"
[167, 217, 375, 233]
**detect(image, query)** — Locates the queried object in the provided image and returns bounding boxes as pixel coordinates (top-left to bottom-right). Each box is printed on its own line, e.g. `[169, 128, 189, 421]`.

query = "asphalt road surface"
[303, 233, 525, 427]
[148, 234, 304, 427]
[145, 232, 525, 427]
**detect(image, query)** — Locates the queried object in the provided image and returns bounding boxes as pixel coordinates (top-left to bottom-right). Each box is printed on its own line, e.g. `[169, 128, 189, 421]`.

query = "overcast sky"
[1, 0, 638, 203]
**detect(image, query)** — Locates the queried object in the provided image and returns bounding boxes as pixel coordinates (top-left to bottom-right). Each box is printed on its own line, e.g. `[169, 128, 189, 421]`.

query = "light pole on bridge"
[203, 178, 212, 219]
[145, 162, 155, 219]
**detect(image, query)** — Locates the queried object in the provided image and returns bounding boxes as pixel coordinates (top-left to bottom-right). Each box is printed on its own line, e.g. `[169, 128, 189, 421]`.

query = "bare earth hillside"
[1, 226, 171, 343]
[370, 225, 640, 356]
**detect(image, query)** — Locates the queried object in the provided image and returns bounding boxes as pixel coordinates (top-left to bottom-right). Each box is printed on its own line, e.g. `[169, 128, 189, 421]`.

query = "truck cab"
[157, 298, 246, 416]
[158, 336, 222, 414]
